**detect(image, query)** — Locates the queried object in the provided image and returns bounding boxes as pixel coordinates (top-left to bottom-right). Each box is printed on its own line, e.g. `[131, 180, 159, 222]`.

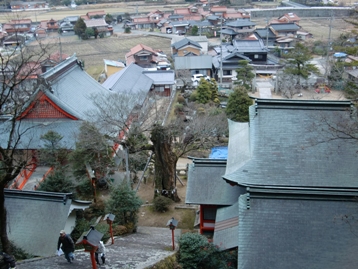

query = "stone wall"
[250, 7, 352, 18]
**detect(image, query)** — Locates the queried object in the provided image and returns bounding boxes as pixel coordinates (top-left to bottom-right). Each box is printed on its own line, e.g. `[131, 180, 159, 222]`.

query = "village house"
[269, 22, 301, 37]
[221, 19, 256, 41]
[10, 0, 48, 10]
[3, 19, 32, 34]
[270, 12, 301, 24]
[102, 63, 175, 97]
[103, 59, 125, 78]
[171, 37, 202, 56]
[84, 18, 109, 35]
[130, 10, 166, 30]
[81, 10, 106, 20]
[125, 44, 169, 69]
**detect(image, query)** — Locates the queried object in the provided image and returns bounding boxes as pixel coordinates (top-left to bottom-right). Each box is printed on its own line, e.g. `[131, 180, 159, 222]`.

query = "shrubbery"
[177, 232, 237, 269]
[153, 196, 173, 212]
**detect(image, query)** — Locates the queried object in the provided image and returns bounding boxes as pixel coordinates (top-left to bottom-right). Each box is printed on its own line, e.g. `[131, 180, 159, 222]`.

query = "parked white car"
[191, 74, 210, 82]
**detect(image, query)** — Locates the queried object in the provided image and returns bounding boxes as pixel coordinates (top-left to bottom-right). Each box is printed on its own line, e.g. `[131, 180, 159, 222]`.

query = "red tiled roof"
[9, 19, 32, 24]
[49, 51, 69, 62]
[84, 18, 108, 27]
[211, 6, 227, 12]
[87, 10, 106, 16]
[128, 44, 157, 56]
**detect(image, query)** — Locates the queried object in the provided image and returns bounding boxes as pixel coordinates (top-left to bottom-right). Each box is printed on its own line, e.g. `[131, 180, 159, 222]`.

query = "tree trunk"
[0, 185, 10, 253]
[150, 126, 180, 202]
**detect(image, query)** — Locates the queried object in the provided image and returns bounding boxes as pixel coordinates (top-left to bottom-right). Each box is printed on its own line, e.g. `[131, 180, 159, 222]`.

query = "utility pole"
[324, 12, 333, 80]
[266, 16, 269, 48]
[59, 37, 62, 62]
[220, 15, 223, 88]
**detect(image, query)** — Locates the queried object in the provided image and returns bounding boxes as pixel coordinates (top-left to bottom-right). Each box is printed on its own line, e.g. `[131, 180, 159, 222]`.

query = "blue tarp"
[333, 52, 347, 58]
[209, 146, 228, 159]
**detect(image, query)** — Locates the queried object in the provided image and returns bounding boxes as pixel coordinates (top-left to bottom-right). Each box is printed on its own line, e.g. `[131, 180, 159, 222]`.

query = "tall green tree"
[196, 78, 212, 104]
[39, 130, 68, 166]
[209, 78, 220, 104]
[191, 25, 199, 36]
[105, 13, 113, 24]
[74, 18, 86, 38]
[70, 122, 114, 179]
[235, 60, 255, 90]
[226, 86, 253, 122]
[283, 42, 319, 80]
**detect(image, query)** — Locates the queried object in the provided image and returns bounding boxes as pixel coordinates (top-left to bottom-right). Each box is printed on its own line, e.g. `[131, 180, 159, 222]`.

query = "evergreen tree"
[105, 13, 113, 24]
[235, 60, 255, 90]
[106, 183, 142, 231]
[191, 25, 199, 36]
[37, 168, 75, 194]
[39, 130, 68, 166]
[209, 78, 220, 104]
[196, 78, 212, 104]
[226, 86, 253, 122]
[74, 18, 86, 38]
[283, 42, 319, 80]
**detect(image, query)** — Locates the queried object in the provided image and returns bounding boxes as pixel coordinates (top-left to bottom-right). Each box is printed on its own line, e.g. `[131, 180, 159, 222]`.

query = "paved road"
[17, 227, 181, 269]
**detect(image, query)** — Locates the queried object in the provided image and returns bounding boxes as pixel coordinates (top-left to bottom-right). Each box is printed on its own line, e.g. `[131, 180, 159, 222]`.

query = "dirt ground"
[135, 158, 195, 229]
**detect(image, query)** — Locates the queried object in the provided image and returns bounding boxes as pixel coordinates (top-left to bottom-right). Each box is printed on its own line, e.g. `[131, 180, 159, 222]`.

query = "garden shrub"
[177, 95, 186, 104]
[153, 196, 173, 212]
[106, 182, 143, 232]
[177, 232, 237, 269]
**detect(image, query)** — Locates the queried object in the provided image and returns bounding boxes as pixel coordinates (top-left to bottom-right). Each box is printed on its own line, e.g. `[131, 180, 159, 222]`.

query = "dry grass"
[0, 2, 188, 23]
[26, 34, 172, 77]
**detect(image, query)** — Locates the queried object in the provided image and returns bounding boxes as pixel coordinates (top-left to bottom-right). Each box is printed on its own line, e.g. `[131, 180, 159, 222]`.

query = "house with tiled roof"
[130, 10, 165, 30]
[39, 18, 59, 31]
[173, 5, 204, 21]
[221, 19, 256, 40]
[174, 55, 213, 77]
[272, 12, 301, 24]
[10, 0, 48, 10]
[171, 37, 202, 56]
[269, 22, 301, 37]
[255, 27, 276, 46]
[125, 44, 164, 68]
[186, 99, 358, 268]
[103, 63, 175, 97]
[81, 10, 106, 20]
[3, 19, 32, 33]
[84, 18, 108, 34]
[172, 35, 209, 54]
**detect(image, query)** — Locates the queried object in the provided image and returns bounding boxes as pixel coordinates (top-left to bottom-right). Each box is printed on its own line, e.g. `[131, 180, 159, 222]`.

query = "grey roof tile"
[102, 63, 153, 95]
[174, 55, 212, 69]
[172, 37, 202, 50]
[238, 191, 358, 269]
[143, 70, 175, 85]
[5, 189, 72, 257]
[213, 202, 239, 250]
[225, 19, 255, 28]
[185, 158, 240, 205]
[224, 99, 358, 188]
[270, 22, 300, 31]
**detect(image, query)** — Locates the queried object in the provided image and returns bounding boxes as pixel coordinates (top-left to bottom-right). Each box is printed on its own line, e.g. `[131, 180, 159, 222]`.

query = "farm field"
[26, 33, 172, 79]
[0, 2, 188, 23]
